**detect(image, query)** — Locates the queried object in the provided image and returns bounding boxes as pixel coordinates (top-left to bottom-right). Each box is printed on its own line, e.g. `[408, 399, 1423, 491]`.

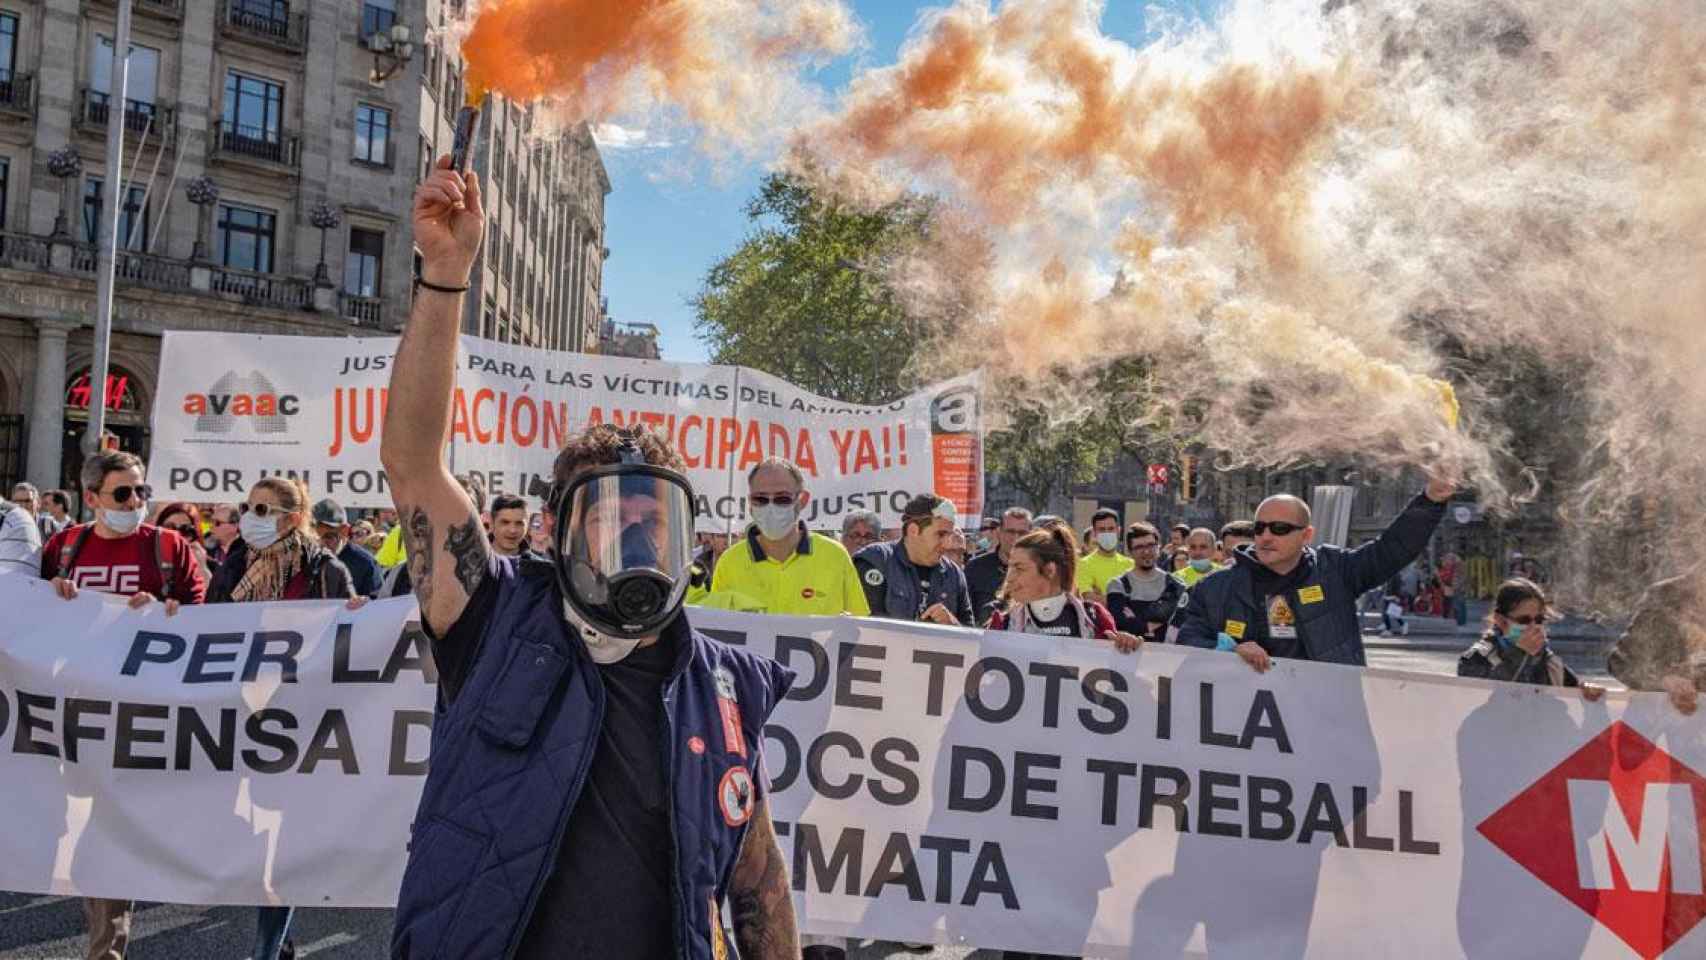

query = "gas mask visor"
[553, 448, 697, 639]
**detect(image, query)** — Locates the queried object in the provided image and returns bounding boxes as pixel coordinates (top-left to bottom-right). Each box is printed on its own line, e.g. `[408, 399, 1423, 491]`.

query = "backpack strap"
[58, 523, 97, 577]
[154, 526, 178, 600]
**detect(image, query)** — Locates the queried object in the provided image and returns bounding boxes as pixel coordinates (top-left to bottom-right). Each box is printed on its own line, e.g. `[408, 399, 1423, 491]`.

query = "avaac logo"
[184, 371, 299, 435]
[1478, 721, 1706, 959]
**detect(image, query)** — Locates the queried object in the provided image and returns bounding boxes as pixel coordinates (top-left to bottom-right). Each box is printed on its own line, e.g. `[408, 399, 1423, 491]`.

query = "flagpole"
[82, 0, 132, 458]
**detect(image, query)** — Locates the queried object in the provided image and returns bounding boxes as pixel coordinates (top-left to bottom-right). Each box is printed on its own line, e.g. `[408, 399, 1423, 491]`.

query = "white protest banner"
[146, 331, 983, 529]
[2, 574, 1702, 958]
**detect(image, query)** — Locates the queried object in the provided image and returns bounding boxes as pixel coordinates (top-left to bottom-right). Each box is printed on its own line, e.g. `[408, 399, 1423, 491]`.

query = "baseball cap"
[311, 498, 348, 527]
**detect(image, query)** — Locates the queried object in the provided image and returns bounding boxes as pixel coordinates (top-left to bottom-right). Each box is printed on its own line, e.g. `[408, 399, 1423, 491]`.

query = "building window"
[361, 0, 397, 40]
[0, 156, 8, 230]
[91, 35, 160, 107]
[419, 134, 433, 181]
[216, 203, 275, 273]
[82, 178, 149, 249]
[344, 227, 384, 297]
[0, 13, 17, 88]
[353, 104, 391, 165]
[222, 70, 284, 145]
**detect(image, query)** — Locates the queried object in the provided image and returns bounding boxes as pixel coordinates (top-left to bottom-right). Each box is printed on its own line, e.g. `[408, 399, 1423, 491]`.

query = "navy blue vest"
[391, 558, 795, 959]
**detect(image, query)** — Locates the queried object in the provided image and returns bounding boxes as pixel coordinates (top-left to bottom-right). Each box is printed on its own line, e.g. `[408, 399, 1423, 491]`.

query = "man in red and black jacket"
[38, 450, 205, 960]
[41, 451, 206, 609]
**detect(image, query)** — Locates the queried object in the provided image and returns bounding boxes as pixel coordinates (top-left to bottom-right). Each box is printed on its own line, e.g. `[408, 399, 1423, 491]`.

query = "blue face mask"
[1190, 558, 1214, 573]
[1499, 623, 1525, 647]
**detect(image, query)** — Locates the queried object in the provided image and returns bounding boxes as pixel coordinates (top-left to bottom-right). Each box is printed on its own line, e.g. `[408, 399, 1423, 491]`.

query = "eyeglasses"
[750, 494, 795, 507]
[1252, 520, 1306, 537]
[1128, 541, 1159, 551]
[240, 502, 281, 517]
[1508, 614, 1544, 626]
[101, 484, 152, 505]
[165, 523, 198, 539]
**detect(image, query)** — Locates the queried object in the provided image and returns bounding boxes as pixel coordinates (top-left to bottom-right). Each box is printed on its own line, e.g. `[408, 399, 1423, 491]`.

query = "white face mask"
[564, 601, 644, 664]
[241, 511, 283, 551]
[1096, 532, 1119, 552]
[752, 504, 798, 541]
[102, 506, 146, 535]
[1028, 593, 1069, 621]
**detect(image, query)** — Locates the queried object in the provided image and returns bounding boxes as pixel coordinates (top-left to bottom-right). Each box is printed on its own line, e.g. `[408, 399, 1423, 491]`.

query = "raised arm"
[728, 798, 798, 959]
[381, 156, 488, 638]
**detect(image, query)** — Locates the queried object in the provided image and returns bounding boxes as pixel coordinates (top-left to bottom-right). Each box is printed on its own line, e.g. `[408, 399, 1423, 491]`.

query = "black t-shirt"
[910, 562, 935, 617]
[1250, 562, 1310, 660]
[1024, 602, 1084, 637]
[433, 573, 679, 960]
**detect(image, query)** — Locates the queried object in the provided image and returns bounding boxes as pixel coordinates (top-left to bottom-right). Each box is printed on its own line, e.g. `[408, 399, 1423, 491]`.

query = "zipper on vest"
[503, 660, 605, 960]
[661, 678, 689, 959]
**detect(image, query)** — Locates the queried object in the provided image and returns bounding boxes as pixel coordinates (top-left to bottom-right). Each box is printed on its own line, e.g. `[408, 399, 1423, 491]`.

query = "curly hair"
[550, 424, 687, 497]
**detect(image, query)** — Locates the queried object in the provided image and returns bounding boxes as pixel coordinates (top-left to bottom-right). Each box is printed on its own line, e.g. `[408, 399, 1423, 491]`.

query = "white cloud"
[592, 123, 675, 150]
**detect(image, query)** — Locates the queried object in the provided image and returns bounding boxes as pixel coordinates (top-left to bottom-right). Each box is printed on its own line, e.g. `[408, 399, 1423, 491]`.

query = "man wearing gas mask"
[382, 156, 800, 960]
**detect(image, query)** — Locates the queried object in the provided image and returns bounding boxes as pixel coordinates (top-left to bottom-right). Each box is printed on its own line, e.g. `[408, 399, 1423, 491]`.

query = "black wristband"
[415, 275, 470, 294]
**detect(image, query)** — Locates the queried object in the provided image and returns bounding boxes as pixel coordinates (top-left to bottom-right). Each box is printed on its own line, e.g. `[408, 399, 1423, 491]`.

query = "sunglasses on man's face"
[101, 484, 152, 505]
[1252, 520, 1306, 537]
[750, 494, 796, 507]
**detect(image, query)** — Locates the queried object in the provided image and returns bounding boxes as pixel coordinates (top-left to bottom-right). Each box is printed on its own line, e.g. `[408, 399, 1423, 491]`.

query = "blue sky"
[598, 1, 1215, 363]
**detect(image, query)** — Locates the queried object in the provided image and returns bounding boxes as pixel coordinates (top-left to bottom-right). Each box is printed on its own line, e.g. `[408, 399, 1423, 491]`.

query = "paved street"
[0, 645, 1616, 960]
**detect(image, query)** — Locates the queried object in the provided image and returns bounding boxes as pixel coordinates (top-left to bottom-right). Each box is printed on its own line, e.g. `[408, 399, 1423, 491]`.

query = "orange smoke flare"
[456, 0, 857, 144]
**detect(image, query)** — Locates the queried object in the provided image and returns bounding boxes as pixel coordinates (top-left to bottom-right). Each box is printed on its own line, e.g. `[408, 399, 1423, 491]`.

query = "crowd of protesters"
[2, 442, 1701, 960]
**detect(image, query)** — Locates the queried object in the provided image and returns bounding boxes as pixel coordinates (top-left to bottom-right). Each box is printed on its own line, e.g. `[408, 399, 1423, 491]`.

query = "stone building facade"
[0, 0, 609, 495]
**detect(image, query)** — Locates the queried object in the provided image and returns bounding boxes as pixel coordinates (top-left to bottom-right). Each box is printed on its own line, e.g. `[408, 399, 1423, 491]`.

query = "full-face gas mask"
[549, 441, 697, 641]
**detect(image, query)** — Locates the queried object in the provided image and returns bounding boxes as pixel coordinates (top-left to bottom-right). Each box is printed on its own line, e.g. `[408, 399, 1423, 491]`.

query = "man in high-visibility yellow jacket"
[710, 457, 869, 616]
[1172, 526, 1226, 588]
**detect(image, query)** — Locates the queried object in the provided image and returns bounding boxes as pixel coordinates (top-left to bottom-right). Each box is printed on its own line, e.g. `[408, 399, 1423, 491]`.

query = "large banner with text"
[1, 575, 1701, 958]
[146, 331, 983, 529]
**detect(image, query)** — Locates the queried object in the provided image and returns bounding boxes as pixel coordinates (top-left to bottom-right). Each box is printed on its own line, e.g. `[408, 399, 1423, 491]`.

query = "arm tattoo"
[444, 516, 487, 597]
[729, 801, 797, 960]
[404, 507, 435, 614]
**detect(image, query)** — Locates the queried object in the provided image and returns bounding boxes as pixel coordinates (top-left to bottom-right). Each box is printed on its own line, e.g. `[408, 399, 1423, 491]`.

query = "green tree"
[984, 359, 1166, 508]
[693, 172, 953, 405]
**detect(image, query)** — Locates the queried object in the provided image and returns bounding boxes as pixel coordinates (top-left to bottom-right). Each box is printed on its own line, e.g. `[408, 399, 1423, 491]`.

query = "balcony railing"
[221, 0, 308, 51]
[211, 265, 313, 309]
[0, 71, 34, 116]
[116, 250, 195, 292]
[0, 232, 54, 271]
[79, 90, 176, 144]
[212, 120, 301, 168]
[340, 293, 384, 328]
[92, 0, 183, 21]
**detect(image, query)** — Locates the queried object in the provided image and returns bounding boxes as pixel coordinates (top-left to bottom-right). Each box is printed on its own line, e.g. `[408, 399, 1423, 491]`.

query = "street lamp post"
[367, 23, 415, 83]
[46, 147, 81, 238]
[310, 201, 340, 288]
[185, 175, 219, 262]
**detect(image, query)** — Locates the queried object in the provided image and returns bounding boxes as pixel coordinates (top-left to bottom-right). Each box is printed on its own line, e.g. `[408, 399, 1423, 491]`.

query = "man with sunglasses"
[37, 451, 206, 960]
[1176, 477, 1453, 670]
[709, 457, 869, 617]
[964, 506, 1033, 626]
[207, 503, 243, 567]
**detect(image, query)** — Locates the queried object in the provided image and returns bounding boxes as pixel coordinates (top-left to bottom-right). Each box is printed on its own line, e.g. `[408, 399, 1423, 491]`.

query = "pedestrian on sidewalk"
[1457, 578, 1602, 699]
[1381, 593, 1409, 636]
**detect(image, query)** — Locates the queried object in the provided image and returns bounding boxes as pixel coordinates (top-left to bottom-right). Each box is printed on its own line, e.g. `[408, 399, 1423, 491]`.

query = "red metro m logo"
[1478, 721, 1706, 959]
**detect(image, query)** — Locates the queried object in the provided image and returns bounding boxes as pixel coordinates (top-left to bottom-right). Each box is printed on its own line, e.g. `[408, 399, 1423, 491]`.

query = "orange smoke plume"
[457, 0, 858, 145]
